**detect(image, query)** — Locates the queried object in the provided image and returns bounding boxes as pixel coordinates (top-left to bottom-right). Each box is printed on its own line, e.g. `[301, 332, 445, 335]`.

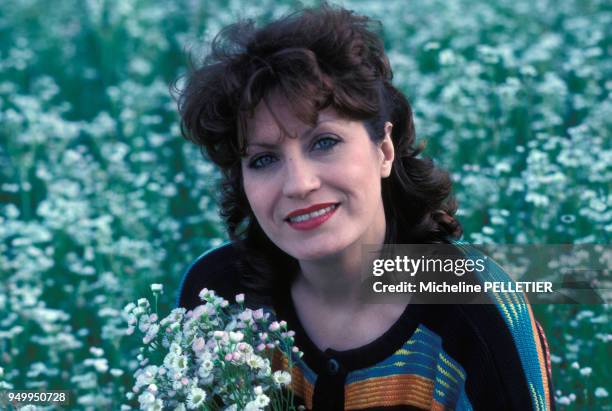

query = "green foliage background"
[0, 0, 609, 409]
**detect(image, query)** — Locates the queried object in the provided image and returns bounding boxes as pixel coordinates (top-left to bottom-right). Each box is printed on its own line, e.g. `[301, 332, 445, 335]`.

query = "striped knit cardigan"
[178, 241, 554, 410]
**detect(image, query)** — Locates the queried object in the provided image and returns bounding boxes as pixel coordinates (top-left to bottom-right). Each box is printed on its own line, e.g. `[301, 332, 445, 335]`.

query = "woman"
[176, 4, 554, 410]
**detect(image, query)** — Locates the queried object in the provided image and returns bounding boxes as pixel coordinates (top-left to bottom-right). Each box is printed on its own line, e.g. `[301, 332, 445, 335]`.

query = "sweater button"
[327, 358, 340, 375]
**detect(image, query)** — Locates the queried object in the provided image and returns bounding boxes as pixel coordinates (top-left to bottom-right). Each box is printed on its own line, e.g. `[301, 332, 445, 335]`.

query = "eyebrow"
[248, 119, 337, 149]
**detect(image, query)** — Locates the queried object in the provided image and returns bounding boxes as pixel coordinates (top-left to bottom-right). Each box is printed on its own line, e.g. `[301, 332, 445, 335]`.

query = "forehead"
[247, 92, 344, 143]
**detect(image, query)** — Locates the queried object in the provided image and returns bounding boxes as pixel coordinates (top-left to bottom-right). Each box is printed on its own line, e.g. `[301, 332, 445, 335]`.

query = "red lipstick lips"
[285, 202, 338, 220]
[285, 202, 339, 231]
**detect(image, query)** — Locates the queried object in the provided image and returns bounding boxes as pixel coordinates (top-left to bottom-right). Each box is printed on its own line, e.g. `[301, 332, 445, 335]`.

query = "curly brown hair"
[175, 3, 462, 295]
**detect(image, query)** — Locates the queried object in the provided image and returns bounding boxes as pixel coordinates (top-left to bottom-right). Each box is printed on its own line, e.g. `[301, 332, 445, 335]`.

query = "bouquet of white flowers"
[122, 284, 303, 411]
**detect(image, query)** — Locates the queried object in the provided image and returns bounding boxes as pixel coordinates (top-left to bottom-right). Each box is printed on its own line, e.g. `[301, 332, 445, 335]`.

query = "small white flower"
[170, 342, 182, 355]
[135, 365, 158, 389]
[595, 387, 609, 398]
[151, 283, 163, 293]
[143, 324, 160, 344]
[89, 347, 104, 357]
[571, 361, 580, 369]
[186, 387, 207, 409]
[246, 354, 265, 369]
[199, 356, 214, 376]
[235, 293, 245, 303]
[238, 309, 253, 323]
[139, 316, 152, 333]
[138, 391, 156, 406]
[255, 393, 270, 408]
[173, 354, 188, 372]
[192, 337, 206, 352]
[213, 331, 226, 340]
[273, 370, 292, 387]
[580, 367, 592, 377]
[138, 298, 150, 308]
[110, 368, 124, 377]
[93, 358, 109, 373]
[244, 401, 263, 411]
[557, 396, 570, 405]
[229, 331, 244, 343]
[189, 305, 207, 320]
[198, 288, 211, 301]
[163, 352, 177, 369]
[269, 322, 280, 332]
[123, 302, 136, 313]
[237, 342, 253, 354]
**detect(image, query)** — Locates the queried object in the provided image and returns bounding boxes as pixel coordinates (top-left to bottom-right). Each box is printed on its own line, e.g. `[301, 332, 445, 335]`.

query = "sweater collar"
[271, 281, 425, 375]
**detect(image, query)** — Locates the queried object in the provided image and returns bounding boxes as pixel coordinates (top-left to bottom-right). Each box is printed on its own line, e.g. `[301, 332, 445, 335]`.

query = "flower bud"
[253, 309, 264, 320]
[150, 284, 163, 293]
[229, 331, 244, 343]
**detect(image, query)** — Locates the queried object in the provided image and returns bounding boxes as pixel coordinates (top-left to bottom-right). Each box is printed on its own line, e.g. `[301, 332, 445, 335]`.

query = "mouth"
[285, 203, 340, 222]
[284, 203, 340, 230]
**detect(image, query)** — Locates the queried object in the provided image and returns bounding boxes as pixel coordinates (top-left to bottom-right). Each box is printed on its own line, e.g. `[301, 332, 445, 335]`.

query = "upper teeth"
[289, 205, 336, 223]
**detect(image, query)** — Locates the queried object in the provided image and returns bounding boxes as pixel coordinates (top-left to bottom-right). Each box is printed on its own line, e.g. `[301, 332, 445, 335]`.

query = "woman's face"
[241, 92, 394, 262]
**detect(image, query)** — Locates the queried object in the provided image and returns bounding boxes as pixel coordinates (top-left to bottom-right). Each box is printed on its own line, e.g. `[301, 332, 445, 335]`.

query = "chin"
[286, 239, 349, 262]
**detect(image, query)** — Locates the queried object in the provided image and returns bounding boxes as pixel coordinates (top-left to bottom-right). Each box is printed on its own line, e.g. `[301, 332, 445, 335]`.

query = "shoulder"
[176, 242, 246, 311]
[431, 240, 555, 409]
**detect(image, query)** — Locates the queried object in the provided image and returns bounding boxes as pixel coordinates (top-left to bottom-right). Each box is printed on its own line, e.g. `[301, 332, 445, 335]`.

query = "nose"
[281, 155, 320, 199]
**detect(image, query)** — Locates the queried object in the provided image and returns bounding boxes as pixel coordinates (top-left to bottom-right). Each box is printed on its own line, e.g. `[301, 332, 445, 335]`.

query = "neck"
[293, 218, 387, 311]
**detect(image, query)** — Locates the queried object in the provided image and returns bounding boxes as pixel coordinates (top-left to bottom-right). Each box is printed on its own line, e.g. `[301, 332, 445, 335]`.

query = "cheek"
[343, 155, 381, 191]
[243, 175, 274, 221]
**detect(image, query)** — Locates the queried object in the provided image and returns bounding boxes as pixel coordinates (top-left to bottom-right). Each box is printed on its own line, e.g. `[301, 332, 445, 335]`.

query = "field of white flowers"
[0, 0, 609, 409]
